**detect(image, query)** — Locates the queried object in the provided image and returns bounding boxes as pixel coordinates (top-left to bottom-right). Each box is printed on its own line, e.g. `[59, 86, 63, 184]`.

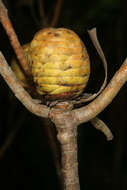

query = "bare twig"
[38, 0, 45, 19]
[73, 58, 127, 125]
[1, 51, 127, 189]
[50, 0, 63, 27]
[0, 0, 31, 76]
[59, 125, 79, 190]
[0, 52, 49, 118]
[91, 117, 113, 141]
[50, 103, 80, 190]
[0, 13, 127, 188]
[37, 0, 47, 26]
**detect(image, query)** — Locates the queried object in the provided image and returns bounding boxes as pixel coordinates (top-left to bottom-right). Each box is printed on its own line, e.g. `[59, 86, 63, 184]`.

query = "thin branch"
[38, 0, 45, 19]
[0, 0, 31, 76]
[59, 125, 79, 190]
[37, 0, 47, 26]
[50, 104, 80, 190]
[73, 58, 127, 125]
[91, 117, 113, 141]
[0, 52, 49, 118]
[50, 0, 63, 27]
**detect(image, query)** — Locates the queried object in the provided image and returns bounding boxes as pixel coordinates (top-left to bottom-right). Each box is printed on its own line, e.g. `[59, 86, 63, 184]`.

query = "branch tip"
[91, 117, 113, 141]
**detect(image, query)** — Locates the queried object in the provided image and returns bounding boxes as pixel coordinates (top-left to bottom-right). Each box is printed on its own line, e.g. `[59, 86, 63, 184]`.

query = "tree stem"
[58, 125, 80, 190]
[50, 0, 63, 27]
[49, 102, 80, 190]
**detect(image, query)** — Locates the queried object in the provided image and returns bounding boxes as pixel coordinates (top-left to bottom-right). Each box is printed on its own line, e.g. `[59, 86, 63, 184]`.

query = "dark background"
[0, 0, 127, 189]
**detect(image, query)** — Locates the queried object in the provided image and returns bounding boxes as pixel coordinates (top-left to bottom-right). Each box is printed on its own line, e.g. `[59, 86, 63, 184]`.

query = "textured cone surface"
[30, 28, 90, 100]
[11, 44, 31, 88]
[11, 57, 26, 85]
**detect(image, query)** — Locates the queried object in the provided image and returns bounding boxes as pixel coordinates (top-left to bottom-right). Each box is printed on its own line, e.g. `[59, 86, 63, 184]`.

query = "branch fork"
[49, 102, 80, 190]
[0, 1, 127, 190]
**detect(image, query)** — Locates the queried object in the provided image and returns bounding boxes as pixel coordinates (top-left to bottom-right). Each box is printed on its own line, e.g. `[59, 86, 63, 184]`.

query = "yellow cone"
[30, 28, 90, 100]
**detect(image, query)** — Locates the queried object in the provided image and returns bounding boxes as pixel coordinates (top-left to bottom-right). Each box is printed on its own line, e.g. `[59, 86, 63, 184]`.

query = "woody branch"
[73, 58, 127, 125]
[0, 2, 127, 190]
[50, 0, 63, 27]
[0, 52, 49, 118]
[0, 2, 64, 188]
[0, 0, 31, 77]
[0, 52, 127, 189]
[49, 103, 80, 190]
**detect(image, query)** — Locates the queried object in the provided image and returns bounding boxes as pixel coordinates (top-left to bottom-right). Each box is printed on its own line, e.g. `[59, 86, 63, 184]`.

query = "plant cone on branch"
[1, 1, 126, 189]
[7, 27, 113, 190]
[29, 28, 90, 100]
[11, 41, 64, 189]
[12, 28, 91, 102]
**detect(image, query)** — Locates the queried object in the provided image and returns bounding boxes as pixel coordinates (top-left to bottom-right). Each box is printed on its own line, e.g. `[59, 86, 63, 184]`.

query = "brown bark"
[0, 6, 127, 187]
[59, 127, 79, 190]
[1, 51, 127, 189]
[0, 52, 49, 118]
[0, 0, 31, 77]
[37, 0, 47, 26]
[90, 117, 113, 141]
[50, 0, 63, 27]
[49, 102, 80, 190]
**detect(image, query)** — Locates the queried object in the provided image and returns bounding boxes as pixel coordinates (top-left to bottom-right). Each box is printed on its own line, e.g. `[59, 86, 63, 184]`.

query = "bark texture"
[0, 0, 31, 76]
[49, 103, 80, 190]
[1, 50, 127, 190]
[73, 58, 127, 124]
[0, 52, 49, 118]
